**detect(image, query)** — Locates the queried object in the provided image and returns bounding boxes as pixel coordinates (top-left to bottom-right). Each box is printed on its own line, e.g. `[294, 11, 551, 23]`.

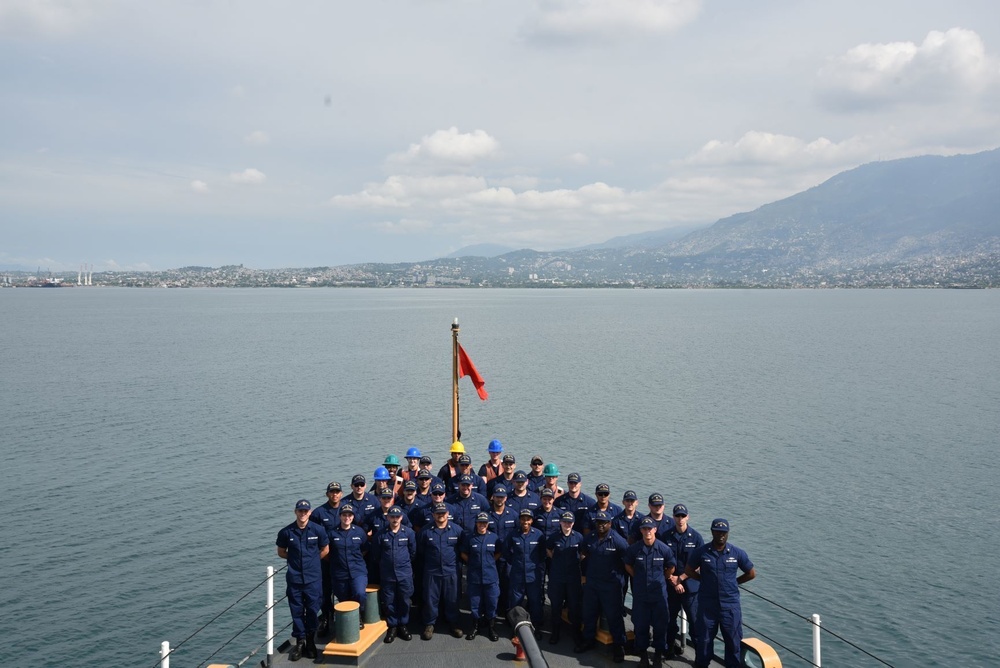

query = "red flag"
[458, 344, 488, 401]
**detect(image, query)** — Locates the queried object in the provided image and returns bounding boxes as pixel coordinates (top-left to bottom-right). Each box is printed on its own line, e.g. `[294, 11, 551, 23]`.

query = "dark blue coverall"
[276, 521, 329, 640]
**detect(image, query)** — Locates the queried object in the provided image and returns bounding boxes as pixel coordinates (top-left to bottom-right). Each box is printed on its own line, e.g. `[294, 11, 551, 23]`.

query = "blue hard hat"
[373, 466, 391, 481]
[488, 439, 503, 453]
[405, 446, 422, 458]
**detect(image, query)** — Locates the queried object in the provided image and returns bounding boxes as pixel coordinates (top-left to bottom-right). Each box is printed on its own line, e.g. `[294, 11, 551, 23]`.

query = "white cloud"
[331, 175, 487, 209]
[684, 131, 873, 168]
[817, 28, 1000, 110]
[569, 152, 590, 165]
[190, 180, 209, 194]
[390, 127, 500, 166]
[243, 130, 270, 146]
[0, 0, 95, 36]
[523, 0, 702, 43]
[229, 168, 266, 185]
[368, 218, 434, 235]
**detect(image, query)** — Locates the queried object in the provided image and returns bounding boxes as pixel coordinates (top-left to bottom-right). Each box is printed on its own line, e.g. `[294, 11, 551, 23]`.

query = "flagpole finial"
[452, 318, 459, 331]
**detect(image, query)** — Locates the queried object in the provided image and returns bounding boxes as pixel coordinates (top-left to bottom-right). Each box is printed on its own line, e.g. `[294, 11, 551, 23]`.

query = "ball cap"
[593, 510, 611, 523]
[379, 488, 394, 498]
[417, 470, 432, 480]
[540, 488, 554, 498]
[519, 508, 535, 518]
[595, 483, 610, 494]
[339, 505, 355, 515]
[530, 455, 543, 465]
[419, 455, 433, 465]
[458, 454, 472, 465]
[711, 518, 730, 532]
[476, 512, 490, 523]
[351, 474, 366, 486]
[512, 471, 528, 482]
[502, 454, 516, 463]
[295, 499, 311, 511]
[403, 480, 417, 491]
[387, 506, 403, 517]
[673, 504, 689, 517]
[559, 512, 575, 523]
[433, 502, 449, 514]
[623, 490, 638, 501]
[459, 474, 475, 485]
[639, 516, 657, 528]
[648, 493, 664, 506]
[492, 486, 508, 497]
[326, 481, 342, 493]
[431, 483, 446, 493]
[567, 472, 581, 483]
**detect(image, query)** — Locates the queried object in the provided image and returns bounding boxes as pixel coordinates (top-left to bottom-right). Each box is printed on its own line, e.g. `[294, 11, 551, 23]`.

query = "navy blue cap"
[351, 474, 365, 486]
[417, 470, 432, 480]
[476, 512, 490, 523]
[339, 505, 354, 515]
[327, 481, 342, 493]
[387, 506, 403, 517]
[711, 518, 730, 532]
[433, 502, 449, 514]
[513, 471, 528, 482]
[431, 483, 446, 493]
[567, 472, 581, 483]
[640, 516, 657, 528]
[295, 499, 311, 511]
[492, 486, 508, 497]
[623, 490, 638, 501]
[595, 483, 610, 494]
[459, 474, 475, 485]
[540, 488, 554, 498]
[519, 508, 535, 518]
[559, 512, 575, 522]
[403, 480, 417, 491]
[458, 454, 472, 465]
[379, 488, 394, 498]
[673, 504, 689, 517]
[648, 493, 664, 505]
[419, 455, 432, 464]
[593, 510, 611, 523]
[502, 454, 516, 463]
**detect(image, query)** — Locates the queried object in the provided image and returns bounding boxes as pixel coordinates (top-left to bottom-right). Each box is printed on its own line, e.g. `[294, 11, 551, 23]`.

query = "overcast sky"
[3, 0, 999, 271]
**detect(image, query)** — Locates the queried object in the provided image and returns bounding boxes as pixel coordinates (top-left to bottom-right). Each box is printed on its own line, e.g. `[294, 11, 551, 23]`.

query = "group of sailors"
[276, 440, 756, 666]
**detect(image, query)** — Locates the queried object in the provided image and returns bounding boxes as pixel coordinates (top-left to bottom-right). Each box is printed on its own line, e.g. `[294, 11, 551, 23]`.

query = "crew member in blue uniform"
[533, 488, 562, 540]
[276, 499, 329, 661]
[613, 489, 644, 611]
[505, 508, 547, 632]
[413, 470, 434, 510]
[396, 479, 424, 519]
[526, 455, 546, 492]
[448, 454, 487, 497]
[555, 472, 594, 517]
[487, 486, 518, 616]
[576, 510, 629, 663]
[507, 470, 541, 514]
[546, 511, 584, 646]
[418, 502, 465, 640]
[366, 488, 410, 586]
[460, 512, 501, 641]
[684, 519, 756, 668]
[448, 474, 490, 530]
[328, 505, 369, 627]
[345, 474, 378, 521]
[630, 493, 674, 543]
[373, 506, 416, 644]
[309, 481, 343, 636]
[662, 503, 704, 655]
[577, 482, 623, 534]
[486, 453, 517, 497]
[418, 455, 444, 488]
[413, 483, 454, 531]
[624, 516, 677, 666]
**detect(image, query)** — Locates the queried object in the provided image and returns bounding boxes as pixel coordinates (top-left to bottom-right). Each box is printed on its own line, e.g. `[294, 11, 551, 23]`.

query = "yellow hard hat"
[450, 441, 465, 454]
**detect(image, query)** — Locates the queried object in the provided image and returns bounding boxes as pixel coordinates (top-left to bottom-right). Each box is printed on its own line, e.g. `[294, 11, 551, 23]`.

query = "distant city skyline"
[3, 1, 1000, 271]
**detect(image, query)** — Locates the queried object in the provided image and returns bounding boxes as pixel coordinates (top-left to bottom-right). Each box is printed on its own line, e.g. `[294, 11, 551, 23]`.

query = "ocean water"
[1, 288, 998, 667]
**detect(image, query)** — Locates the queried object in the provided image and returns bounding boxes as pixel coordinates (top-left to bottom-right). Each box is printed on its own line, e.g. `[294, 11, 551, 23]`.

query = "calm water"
[2, 288, 998, 667]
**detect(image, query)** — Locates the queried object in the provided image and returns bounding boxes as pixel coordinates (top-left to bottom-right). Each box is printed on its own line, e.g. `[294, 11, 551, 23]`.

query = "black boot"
[639, 650, 651, 666]
[486, 619, 499, 642]
[288, 638, 304, 662]
[612, 643, 625, 663]
[384, 626, 397, 643]
[548, 623, 561, 645]
[397, 625, 412, 641]
[305, 634, 319, 659]
[466, 618, 479, 640]
[574, 638, 595, 653]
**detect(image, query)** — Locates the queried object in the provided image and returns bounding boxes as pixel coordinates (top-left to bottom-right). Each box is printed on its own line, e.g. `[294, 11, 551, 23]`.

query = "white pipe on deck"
[160, 640, 170, 668]
[266, 566, 275, 666]
[811, 613, 822, 667]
